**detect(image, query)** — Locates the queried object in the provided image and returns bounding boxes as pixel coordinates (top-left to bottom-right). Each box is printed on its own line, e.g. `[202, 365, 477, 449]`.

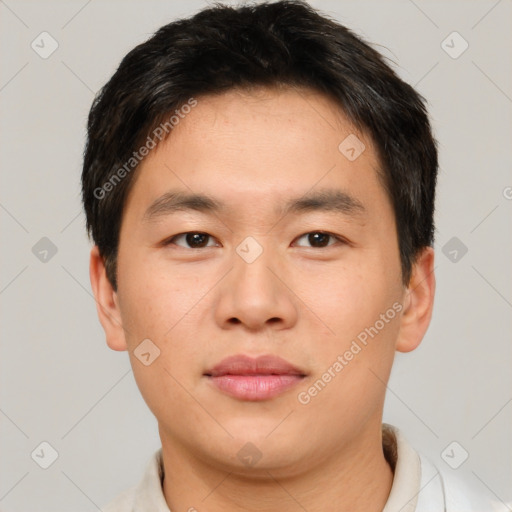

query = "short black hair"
[82, 0, 438, 291]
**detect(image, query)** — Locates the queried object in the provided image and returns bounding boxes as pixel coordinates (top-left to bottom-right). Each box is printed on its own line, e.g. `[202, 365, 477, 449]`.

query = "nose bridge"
[232, 234, 279, 297]
[214, 234, 298, 330]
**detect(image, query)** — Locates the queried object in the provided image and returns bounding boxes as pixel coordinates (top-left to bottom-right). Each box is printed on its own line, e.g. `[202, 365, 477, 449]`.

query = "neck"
[160, 422, 394, 512]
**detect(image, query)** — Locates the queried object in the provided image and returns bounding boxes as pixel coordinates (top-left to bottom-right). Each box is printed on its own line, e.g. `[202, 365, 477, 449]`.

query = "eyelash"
[162, 231, 347, 250]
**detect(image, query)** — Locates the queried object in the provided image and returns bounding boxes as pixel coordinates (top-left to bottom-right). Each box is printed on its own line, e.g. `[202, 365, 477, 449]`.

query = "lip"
[204, 354, 307, 401]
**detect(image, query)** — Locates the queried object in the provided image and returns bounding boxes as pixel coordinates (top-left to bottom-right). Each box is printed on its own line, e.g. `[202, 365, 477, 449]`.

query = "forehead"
[161, 86, 367, 158]
[123, 86, 389, 226]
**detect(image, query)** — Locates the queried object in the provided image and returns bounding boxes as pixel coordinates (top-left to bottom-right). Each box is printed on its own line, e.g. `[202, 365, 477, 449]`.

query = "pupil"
[309, 232, 329, 247]
[184, 232, 330, 248]
[187, 233, 208, 248]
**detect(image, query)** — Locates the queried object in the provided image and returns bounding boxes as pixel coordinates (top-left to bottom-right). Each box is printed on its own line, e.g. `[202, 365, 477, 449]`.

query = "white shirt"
[103, 423, 508, 511]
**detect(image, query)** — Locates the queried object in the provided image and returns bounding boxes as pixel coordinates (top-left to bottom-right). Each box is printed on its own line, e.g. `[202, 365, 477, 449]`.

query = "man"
[81, 1, 505, 510]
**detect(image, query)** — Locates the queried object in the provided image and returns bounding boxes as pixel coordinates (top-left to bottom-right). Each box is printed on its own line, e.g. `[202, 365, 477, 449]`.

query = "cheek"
[117, 254, 214, 388]
[128, 355, 209, 435]
[117, 265, 208, 419]
[305, 264, 366, 336]
[306, 257, 401, 357]
[116, 249, 199, 342]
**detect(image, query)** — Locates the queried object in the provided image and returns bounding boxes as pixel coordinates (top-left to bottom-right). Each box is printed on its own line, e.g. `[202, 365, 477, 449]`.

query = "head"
[83, 0, 437, 475]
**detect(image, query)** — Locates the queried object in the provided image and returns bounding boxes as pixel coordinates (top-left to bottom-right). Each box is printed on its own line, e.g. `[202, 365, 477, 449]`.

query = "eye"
[294, 231, 345, 248]
[163, 232, 218, 249]
[162, 231, 345, 250]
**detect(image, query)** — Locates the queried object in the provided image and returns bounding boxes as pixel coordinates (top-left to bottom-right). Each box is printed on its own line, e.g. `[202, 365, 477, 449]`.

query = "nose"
[214, 241, 299, 332]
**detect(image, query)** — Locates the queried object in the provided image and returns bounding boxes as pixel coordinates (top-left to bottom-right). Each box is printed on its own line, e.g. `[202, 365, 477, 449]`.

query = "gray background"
[0, 0, 511, 510]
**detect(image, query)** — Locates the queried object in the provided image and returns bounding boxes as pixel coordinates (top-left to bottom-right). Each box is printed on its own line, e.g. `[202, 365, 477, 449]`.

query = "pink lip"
[204, 354, 306, 401]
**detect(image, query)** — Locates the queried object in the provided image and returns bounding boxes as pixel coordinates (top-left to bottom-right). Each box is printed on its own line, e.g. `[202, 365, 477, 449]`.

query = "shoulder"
[102, 485, 137, 512]
[418, 451, 509, 512]
[101, 448, 169, 512]
[384, 424, 510, 512]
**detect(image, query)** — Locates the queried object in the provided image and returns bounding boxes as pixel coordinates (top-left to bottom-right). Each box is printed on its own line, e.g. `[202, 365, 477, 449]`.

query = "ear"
[89, 245, 127, 351]
[395, 246, 436, 353]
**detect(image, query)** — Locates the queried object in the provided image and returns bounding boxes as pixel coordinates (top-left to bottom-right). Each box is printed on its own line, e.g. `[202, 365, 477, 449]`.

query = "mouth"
[204, 354, 307, 401]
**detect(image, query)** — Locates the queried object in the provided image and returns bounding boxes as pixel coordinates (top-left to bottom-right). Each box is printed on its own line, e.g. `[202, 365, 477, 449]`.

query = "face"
[91, 86, 434, 477]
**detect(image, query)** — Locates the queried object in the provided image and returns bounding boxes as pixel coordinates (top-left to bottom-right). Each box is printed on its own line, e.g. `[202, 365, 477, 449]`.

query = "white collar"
[104, 423, 505, 511]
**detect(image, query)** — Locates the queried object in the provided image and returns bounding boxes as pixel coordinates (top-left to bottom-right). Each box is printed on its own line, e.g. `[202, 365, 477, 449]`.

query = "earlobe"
[89, 246, 128, 352]
[395, 247, 436, 353]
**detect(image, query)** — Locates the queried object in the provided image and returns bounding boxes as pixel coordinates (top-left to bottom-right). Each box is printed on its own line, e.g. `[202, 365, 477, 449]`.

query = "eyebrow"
[142, 187, 366, 223]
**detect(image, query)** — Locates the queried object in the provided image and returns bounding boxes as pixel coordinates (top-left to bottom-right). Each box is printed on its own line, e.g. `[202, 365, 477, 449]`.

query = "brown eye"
[294, 231, 342, 248]
[165, 232, 217, 249]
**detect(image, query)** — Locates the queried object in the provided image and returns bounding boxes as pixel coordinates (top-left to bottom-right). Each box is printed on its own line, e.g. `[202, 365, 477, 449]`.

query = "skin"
[90, 86, 435, 511]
